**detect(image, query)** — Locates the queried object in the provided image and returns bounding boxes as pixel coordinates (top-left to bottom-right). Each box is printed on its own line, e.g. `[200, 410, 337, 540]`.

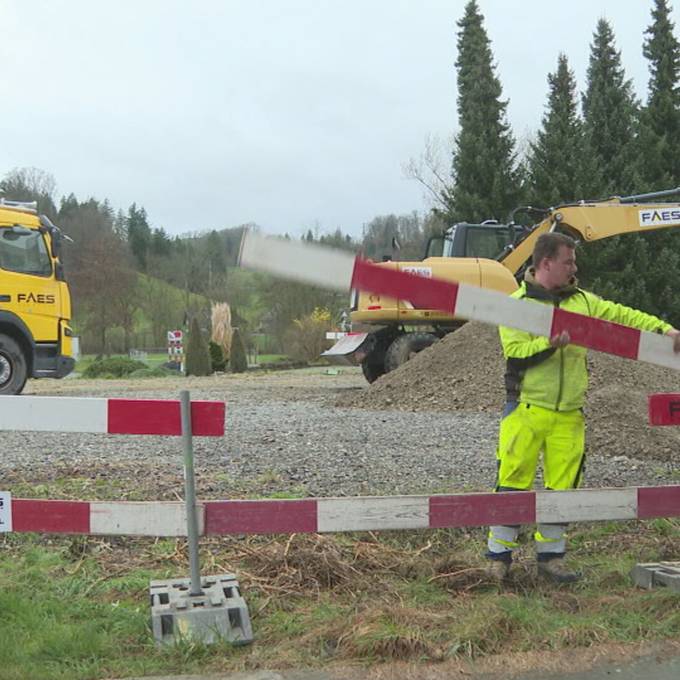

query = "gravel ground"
[2, 366, 678, 500]
[338, 322, 680, 462]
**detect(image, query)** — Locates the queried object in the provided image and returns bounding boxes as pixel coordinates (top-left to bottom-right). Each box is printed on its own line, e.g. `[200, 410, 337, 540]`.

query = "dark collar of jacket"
[522, 268, 580, 304]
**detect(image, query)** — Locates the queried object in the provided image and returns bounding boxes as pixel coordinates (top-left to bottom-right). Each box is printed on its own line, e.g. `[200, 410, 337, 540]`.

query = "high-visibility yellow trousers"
[487, 402, 585, 561]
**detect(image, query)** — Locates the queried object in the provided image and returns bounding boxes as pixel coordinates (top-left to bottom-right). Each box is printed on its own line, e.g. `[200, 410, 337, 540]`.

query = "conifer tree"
[638, 0, 680, 188]
[578, 19, 642, 296]
[582, 19, 639, 195]
[185, 317, 212, 376]
[581, 3, 680, 326]
[441, 0, 521, 223]
[229, 328, 248, 373]
[126, 203, 152, 271]
[526, 54, 592, 207]
[626, 0, 680, 326]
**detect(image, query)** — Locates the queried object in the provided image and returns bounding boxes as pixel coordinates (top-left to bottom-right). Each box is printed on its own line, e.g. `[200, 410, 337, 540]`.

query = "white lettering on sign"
[402, 266, 432, 278]
[639, 209, 680, 227]
[0, 491, 12, 532]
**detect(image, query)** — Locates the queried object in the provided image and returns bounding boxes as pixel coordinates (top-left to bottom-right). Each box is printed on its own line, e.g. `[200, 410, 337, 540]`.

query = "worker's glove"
[549, 330, 570, 348]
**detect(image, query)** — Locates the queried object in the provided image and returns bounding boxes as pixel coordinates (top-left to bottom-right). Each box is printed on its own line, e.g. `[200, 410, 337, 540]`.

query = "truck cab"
[0, 199, 74, 394]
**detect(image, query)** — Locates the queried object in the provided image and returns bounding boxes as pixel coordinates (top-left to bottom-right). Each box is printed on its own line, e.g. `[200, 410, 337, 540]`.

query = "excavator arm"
[501, 187, 680, 275]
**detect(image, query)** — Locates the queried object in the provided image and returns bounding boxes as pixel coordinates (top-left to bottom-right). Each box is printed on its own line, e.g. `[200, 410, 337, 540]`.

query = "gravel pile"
[0, 365, 677, 501]
[337, 322, 680, 461]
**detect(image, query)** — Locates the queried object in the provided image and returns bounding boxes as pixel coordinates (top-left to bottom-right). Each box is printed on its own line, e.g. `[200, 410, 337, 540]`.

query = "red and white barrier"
[0, 396, 225, 436]
[351, 259, 677, 368]
[7, 485, 680, 536]
[239, 231, 680, 370]
[648, 393, 680, 426]
[1, 364, 678, 538]
[203, 486, 680, 534]
[0, 395, 225, 535]
[10, 499, 196, 536]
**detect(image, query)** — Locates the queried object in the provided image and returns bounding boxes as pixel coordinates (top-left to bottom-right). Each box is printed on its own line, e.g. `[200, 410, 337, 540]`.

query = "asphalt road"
[513, 654, 680, 680]
[123, 652, 680, 680]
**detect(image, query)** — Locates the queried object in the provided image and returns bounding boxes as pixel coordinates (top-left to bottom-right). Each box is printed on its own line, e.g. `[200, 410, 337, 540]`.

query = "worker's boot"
[486, 558, 511, 583]
[537, 556, 580, 584]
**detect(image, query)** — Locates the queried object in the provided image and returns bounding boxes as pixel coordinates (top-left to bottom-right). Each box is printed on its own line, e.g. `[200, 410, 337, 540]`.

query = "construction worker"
[487, 232, 680, 583]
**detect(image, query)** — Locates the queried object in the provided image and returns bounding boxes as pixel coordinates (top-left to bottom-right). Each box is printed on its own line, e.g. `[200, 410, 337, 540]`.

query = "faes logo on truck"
[17, 293, 56, 304]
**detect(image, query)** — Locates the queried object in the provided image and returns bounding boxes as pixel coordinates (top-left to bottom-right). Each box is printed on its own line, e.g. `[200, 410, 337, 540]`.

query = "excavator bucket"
[321, 333, 370, 366]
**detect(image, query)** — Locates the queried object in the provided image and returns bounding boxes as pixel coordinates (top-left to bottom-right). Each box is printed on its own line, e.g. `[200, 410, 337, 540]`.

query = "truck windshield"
[0, 227, 52, 277]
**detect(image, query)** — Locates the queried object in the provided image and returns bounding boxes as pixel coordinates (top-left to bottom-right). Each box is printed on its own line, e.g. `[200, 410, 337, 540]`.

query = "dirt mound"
[338, 321, 680, 459]
[338, 322, 505, 412]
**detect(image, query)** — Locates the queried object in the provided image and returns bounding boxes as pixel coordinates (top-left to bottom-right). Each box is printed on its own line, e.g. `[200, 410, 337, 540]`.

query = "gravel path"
[2, 367, 678, 499]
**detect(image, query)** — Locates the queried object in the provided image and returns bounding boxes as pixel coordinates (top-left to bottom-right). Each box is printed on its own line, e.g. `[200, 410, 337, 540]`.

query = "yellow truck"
[0, 199, 74, 394]
[324, 188, 680, 382]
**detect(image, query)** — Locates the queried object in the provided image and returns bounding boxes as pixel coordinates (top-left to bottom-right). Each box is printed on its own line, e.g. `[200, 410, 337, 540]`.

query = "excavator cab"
[425, 221, 516, 260]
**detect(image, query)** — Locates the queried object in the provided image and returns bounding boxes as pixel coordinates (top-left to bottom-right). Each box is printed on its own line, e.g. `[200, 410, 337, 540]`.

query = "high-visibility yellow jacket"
[500, 273, 672, 412]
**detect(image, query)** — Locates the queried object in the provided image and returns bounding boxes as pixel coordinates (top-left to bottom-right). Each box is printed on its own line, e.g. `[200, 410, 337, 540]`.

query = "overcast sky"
[3, 1, 677, 237]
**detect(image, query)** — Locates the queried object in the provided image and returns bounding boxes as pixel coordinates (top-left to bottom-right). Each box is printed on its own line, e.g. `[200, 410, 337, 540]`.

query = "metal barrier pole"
[180, 390, 203, 596]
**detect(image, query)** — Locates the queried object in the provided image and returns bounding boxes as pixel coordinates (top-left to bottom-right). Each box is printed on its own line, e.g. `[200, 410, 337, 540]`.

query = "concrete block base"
[630, 561, 680, 592]
[150, 574, 253, 645]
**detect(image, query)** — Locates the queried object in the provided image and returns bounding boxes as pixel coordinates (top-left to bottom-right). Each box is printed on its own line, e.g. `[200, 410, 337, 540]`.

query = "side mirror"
[50, 230, 62, 259]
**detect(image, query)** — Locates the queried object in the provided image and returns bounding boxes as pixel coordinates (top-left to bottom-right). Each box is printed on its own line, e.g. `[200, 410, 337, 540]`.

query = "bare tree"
[402, 133, 455, 211]
[1, 167, 57, 197]
[140, 277, 183, 347]
[110, 264, 140, 352]
[0, 167, 58, 217]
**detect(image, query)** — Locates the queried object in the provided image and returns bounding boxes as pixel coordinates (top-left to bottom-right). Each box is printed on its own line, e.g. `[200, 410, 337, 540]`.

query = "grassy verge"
[253, 354, 288, 364]
[75, 353, 169, 374]
[74, 353, 292, 375]
[1, 514, 680, 679]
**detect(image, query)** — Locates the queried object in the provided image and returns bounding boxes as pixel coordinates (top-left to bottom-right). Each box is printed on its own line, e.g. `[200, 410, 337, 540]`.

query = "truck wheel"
[359, 330, 397, 384]
[361, 358, 385, 383]
[0, 334, 28, 395]
[384, 332, 437, 373]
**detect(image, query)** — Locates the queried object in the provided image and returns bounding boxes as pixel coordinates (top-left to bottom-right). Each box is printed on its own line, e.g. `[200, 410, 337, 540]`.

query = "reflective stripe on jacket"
[499, 277, 672, 411]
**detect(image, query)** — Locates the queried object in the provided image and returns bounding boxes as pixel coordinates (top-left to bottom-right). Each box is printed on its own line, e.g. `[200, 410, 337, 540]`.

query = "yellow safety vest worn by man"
[486, 232, 680, 584]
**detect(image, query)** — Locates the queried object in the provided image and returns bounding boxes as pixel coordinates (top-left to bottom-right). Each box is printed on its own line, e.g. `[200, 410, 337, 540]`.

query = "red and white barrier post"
[180, 390, 203, 597]
[0, 490, 11, 533]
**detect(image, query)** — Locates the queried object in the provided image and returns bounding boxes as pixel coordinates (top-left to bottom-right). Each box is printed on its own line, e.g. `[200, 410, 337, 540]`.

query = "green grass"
[2, 519, 680, 679]
[0, 544, 152, 680]
[0, 537, 249, 680]
[253, 354, 288, 364]
[75, 352, 292, 375]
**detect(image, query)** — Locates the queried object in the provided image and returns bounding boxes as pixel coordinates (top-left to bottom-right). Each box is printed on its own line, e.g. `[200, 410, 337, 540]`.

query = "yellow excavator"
[323, 188, 680, 382]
